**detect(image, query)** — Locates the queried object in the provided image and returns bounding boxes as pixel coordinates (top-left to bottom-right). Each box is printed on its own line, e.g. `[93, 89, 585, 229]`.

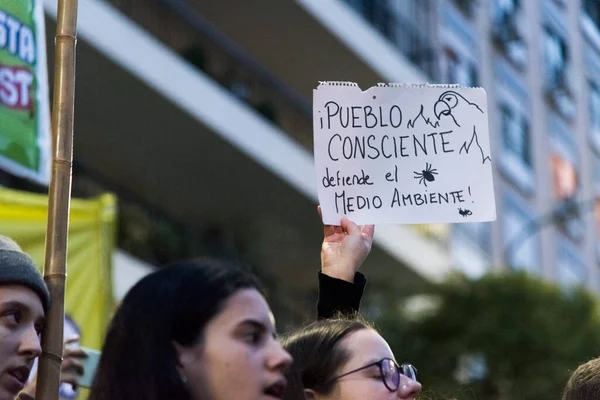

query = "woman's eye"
[243, 331, 262, 345]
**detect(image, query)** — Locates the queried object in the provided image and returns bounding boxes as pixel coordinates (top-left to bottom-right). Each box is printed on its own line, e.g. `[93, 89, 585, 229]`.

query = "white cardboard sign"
[314, 82, 497, 225]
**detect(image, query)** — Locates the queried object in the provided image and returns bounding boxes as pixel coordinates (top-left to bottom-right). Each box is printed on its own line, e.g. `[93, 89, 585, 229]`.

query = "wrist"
[321, 266, 356, 283]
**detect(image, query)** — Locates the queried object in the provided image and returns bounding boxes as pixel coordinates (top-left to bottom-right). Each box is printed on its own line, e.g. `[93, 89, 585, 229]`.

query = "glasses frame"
[323, 357, 417, 392]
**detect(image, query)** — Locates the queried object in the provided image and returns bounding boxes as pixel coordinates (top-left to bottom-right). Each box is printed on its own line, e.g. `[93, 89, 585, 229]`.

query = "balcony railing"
[106, 0, 314, 148]
[98, 0, 449, 250]
[341, 0, 439, 81]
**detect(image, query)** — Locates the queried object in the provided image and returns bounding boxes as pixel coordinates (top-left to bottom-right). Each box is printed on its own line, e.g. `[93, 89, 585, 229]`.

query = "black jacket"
[316, 271, 366, 319]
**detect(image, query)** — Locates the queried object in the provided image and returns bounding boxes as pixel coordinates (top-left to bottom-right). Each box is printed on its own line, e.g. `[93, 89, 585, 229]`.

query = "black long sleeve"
[317, 271, 366, 319]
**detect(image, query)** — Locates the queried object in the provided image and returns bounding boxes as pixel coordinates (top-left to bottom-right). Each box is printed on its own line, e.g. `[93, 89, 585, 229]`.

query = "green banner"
[0, 0, 50, 184]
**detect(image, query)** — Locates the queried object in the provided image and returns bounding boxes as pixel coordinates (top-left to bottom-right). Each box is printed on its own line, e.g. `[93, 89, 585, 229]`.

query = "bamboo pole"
[36, 0, 79, 399]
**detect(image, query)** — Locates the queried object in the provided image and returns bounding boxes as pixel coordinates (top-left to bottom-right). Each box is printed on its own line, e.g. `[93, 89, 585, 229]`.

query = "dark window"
[501, 104, 531, 167]
[584, 0, 600, 30]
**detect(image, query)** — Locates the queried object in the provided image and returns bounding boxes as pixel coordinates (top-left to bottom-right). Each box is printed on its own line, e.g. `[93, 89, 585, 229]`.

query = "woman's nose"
[397, 376, 422, 398]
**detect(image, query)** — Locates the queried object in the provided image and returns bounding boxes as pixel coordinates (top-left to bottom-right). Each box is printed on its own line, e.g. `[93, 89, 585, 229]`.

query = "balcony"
[339, 0, 439, 81]
[41, 0, 451, 320]
[172, 0, 434, 90]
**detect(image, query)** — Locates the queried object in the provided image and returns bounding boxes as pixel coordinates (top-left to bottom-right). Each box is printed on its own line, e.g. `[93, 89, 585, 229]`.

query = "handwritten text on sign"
[314, 83, 497, 225]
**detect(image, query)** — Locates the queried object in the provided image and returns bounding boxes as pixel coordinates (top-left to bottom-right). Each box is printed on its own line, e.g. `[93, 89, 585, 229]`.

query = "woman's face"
[312, 329, 421, 400]
[176, 288, 292, 400]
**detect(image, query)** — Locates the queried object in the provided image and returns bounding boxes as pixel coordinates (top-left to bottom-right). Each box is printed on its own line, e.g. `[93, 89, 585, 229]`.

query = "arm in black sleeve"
[317, 271, 366, 319]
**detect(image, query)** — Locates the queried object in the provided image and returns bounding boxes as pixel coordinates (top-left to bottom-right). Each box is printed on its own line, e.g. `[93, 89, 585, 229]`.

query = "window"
[492, 0, 527, 68]
[452, 0, 477, 18]
[557, 244, 587, 287]
[445, 48, 478, 87]
[551, 153, 578, 201]
[584, 0, 600, 31]
[501, 104, 531, 166]
[551, 151, 584, 240]
[589, 82, 600, 151]
[544, 27, 569, 88]
[544, 27, 574, 119]
[343, 0, 438, 79]
[496, 0, 520, 15]
[455, 222, 491, 252]
[582, 0, 600, 50]
[499, 102, 534, 192]
[503, 198, 539, 273]
[593, 159, 600, 261]
[452, 224, 491, 278]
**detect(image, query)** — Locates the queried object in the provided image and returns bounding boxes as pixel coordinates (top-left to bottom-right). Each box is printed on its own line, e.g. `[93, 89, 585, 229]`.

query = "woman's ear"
[304, 388, 317, 400]
[173, 341, 195, 367]
[172, 341, 191, 383]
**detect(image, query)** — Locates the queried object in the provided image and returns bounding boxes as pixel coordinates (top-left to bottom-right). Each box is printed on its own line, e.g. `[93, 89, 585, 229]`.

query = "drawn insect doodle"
[458, 208, 473, 217]
[414, 163, 438, 187]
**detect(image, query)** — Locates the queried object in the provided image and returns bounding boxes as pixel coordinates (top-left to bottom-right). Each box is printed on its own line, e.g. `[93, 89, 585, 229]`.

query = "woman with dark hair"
[88, 259, 292, 400]
[87, 210, 373, 400]
[281, 317, 421, 400]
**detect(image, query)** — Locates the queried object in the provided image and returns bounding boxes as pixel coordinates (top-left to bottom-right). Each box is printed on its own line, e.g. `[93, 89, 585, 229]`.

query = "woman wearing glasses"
[281, 317, 421, 400]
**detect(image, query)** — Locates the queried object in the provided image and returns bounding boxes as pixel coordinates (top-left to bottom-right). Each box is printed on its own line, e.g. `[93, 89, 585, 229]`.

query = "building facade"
[2, 0, 599, 322]
[439, 0, 600, 290]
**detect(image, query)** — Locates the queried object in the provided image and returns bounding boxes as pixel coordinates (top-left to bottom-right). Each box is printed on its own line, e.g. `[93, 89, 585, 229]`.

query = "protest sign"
[314, 82, 496, 225]
[0, 0, 51, 184]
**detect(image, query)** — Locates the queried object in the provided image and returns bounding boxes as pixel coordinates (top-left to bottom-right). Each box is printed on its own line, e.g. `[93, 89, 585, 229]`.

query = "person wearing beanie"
[0, 235, 86, 400]
[0, 235, 48, 400]
[0, 236, 50, 313]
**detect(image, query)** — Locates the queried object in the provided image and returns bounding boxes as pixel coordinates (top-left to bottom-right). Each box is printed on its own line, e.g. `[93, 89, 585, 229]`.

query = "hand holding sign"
[319, 206, 374, 283]
[314, 82, 497, 225]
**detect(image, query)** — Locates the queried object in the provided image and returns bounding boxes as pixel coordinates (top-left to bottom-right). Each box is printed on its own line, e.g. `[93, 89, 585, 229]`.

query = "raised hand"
[319, 206, 375, 282]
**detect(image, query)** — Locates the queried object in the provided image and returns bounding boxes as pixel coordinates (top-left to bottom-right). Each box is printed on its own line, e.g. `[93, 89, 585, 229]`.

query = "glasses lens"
[382, 359, 400, 391]
[401, 364, 418, 381]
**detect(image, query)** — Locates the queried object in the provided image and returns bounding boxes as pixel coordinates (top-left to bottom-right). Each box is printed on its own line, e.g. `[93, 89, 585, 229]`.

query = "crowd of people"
[0, 209, 598, 399]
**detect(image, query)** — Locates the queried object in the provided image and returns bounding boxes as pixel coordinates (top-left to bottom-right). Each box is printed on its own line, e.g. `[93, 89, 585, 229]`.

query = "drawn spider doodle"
[414, 163, 438, 187]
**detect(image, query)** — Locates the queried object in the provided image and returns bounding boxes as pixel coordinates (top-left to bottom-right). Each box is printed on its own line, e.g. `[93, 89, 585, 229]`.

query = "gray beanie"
[0, 235, 50, 312]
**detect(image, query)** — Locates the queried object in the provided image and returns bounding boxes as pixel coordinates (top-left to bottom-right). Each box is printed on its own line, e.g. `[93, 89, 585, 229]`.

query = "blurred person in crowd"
[281, 317, 421, 400]
[23, 315, 87, 399]
[0, 235, 86, 400]
[88, 259, 293, 400]
[562, 357, 600, 400]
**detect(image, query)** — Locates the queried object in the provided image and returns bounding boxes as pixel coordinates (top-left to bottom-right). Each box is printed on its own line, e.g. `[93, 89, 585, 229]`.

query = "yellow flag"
[0, 187, 116, 351]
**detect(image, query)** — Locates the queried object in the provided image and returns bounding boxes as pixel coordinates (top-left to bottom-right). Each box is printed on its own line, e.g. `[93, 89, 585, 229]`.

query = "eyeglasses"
[324, 358, 417, 392]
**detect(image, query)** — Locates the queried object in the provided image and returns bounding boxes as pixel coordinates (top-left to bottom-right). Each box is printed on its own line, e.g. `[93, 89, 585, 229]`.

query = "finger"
[360, 224, 375, 240]
[64, 335, 80, 346]
[340, 217, 360, 236]
[64, 348, 88, 359]
[62, 359, 84, 375]
[60, 373, 81, 387]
